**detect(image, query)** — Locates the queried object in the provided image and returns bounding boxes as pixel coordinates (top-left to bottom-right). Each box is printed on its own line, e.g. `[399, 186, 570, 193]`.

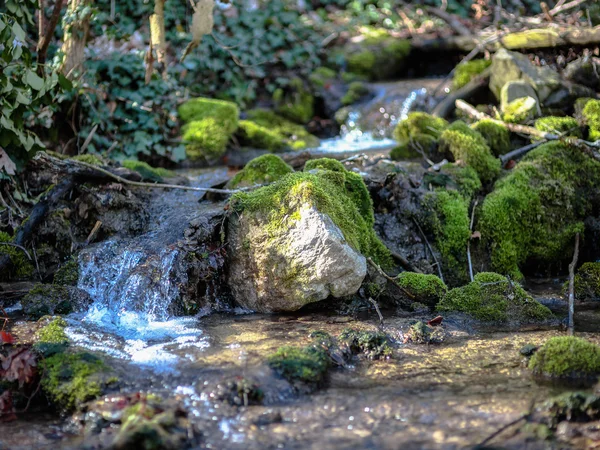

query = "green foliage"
[246, 109, 319, 150]
[71, 154, 103, 166]
[452, 59, 491, 90]
[228, 154, 293, 189]
[437, 272, 553, 322]
[529, 336, 600, 380]
[439, 121, 501, 183]
[339, 328, 392, 360]
[582, 99, 600, 141]
[479, 142, 600, 278]
[309, 67, 337, 89]
[0, 231, 34, 279]
[534, 116, 582, 138]
[230, 168, 392, 267]
[471, 119, 511, 157]
[395, 272, 447, 307]
[121, 160, 174, 182]
[268, 345, 329, 385]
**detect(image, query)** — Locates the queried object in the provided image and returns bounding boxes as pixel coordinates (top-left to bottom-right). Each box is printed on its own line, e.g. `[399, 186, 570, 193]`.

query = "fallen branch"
[455, 100, 600, 162]
[499, 140, 547, 165]
[368, 297, 385, 329]
[390, 250, 423, 274]
[567, 233, 580, 336]
[548, 0, 587, 16]
[367, 258, 415, 300]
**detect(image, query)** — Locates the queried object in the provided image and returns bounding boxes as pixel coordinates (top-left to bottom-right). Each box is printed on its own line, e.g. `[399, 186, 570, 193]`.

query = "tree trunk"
[60, 0, 93, 78]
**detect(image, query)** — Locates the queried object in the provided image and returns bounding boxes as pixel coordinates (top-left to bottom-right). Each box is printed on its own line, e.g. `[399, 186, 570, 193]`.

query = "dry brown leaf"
[0, 148, 17, 176]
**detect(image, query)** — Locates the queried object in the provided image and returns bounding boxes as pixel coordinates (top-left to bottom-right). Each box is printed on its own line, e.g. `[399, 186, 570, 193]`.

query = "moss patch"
[582, 99, 600, 141]
[268, 344, 329, 385]
[22, 284, 73, 319]
[529, 336, 600, 382]
[228, 154, 293, 189]
[71, 154, 103, 166]
[396, 272, 447, 307]
[34, 317, 69, 357]
[246, 109, 319, 150]
[309, 67, 337, 89]
[437, 272, 553, 322]
[571, 262, 600, 301]
[273, 78, 314, 124]
[439, 121, 501, 184]
[471, 119, 511, 156]
[534, 116, 582, 138]
[304, 158, 345, 173]
[502, 96, 537, 123]
[391, 112, 448, 161]
[452, 59, 491, 90]
[121, 160, 175, 182]
[54, 258, 79, 286]
[341, 81, 370, 106]
[236, 120, 287, 152]
[339, 328, 392, 360]
[0, 231, 34, 280]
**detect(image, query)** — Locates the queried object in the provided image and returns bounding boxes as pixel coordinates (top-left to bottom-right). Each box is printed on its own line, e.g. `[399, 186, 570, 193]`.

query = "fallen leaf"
[471, 231, 481, 239]
[0, 331, 14, 345]
[505, 159, 516, 169]
[1, 347, 37, 388]
[427, 316, 444, 326]
[0, 148, 16, 176]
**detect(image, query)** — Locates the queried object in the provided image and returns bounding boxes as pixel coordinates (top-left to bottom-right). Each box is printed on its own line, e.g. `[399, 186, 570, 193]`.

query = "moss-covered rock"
[479, 142, 600, 278]
[341, 81, 370, 106]
[268, 344, 329, 385]
[438, 121, 501, 183]
[529, 336, 600, 385]
[452, 59, 491, 90]
[404, 321, 447, 344]
[436, 164, 482, 199]
[571, 262, 600, 301]
[582, 99, 600, 141]
[502, 96, 538, 123]
[304, 158, 345, 173]
[395, 272, 447, 307]
[178, 97, 239, 161]
[121, 160, 175, 182]
[228, 154, 293, 189]
[34, 317, 69, 357]
[0, 231, 34, 280]
[273, 78, 314, 124]
[574, 97, 593, 120]
[471, 119, 511, 156]
[437, 272, 553, 322]
[534, 116, 582, 138]
[391, 112, 448, 161]
[71, 154, 103, 166]
[54, 258, 79, 286]
[309, 67, 337, 89]
[339, 328, 392, 360]
[22, 284, 91, 319]
[245, 109, 319, 150]
[236, 120, 287, 152]
[345, 29, 411, 81]
[540, 392, 600, 428]
[390, 134, 437, 161]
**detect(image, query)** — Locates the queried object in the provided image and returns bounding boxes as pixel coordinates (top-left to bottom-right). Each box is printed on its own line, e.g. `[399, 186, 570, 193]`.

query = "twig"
[31, 245, 42, 281]
[548, 0, 587, 16]
[390, 251, 423, 274]
[368, 297, 385, 329]
[85, 220, 102, 245]
[499, 140, 547, 165]
[475, 413, 529, 448]
[412, 218, 445, 283]
[0, 243, 32, 261]
[426, 6, 472, 37]
[467, 199, 478, 282]
[567, 233, 580, 336]
[79, 124, 97, 154]
[367, 258, 415, 300]
[397, 8, 416, 37]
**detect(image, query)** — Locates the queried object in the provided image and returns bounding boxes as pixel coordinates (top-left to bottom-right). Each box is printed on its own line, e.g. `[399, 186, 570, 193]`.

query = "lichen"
[471, 119, 511, 156]
[452, 59, 491, 90]
[22, 284, 73, 319]
[0, 231, 34, 280]
[437, 272, 553, 322]
[339, 328, 392, 360]
[341, 81, 370, 106]
[54, 258, 79, 286]
[570, 262, 600, 301]
[528, 336, 600, 382]
[479, 142, 600, 278]
[231, 166, 392, 267]
[502, 96, 537, 123]
[121, 160, 175, 182]
[228, 154, 293, 189]
[438, 121, 501, 184]
[246, 109, 319, 150]
[582, 99, 600, 141]
[268, 344, 329, 385]
[178, 97, 239, 161]
[534, 116, 582, 138]
[395, 272, 447, 307]
[273, 78, 314, 124]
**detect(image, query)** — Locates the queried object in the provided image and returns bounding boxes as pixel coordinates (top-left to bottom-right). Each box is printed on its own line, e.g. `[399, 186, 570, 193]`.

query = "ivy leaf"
[11, 22, 25, 41]
[25, 70, 44, 91]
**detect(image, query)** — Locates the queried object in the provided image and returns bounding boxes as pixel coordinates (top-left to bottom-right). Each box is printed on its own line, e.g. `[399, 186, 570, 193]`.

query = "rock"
[395, 272, 447, 307]
[502, 96, 538, 123]
[500, 80, 539, 113]
[489, 48, 560, 103]
[227, 154, 293, 189]
[404, 321, 447, 344]
[21, 284, 92, 319]
[563, 57, 600, 91]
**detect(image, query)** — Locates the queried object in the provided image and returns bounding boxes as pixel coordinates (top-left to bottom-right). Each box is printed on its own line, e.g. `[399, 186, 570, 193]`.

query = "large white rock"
[227, 204, 367, 312]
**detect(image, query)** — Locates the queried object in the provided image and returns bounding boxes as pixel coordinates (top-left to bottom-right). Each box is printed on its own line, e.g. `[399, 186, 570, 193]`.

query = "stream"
[2, 79, 599, 450]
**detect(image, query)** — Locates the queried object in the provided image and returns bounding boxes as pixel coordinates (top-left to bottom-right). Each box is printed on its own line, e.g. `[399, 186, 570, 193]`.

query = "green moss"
[34, 317, 69, 357]
[424, 190, 471, 284]
[0, 231, 34, 280]
[273, 78, 314, 124]
[339, 328, 392, 360]
[228, 154, 293, 189]
[574, 97, 593, 120]
[441, 164, 482, 199]
[178, 97, 239, 161]
[41, 351, 106, 411]
[345, 30, 410, 81]
[541, 392, 600, 427]
[71, 154, 103, 166]
[304, 158, 345, 173]
[439, 121, 501, 183]
[236, 120, 286, 152]
[534, 116, 582, 138]
[309, 67, 337, 89]
[405, 321, 446, 344]
[22, 284, 74, 319]
[230, 167, 392, 267]
[571, 262, 600, 301]
[452, 59, 491, 90]
[479, 142, 600, 278]
[54, 258, 79, 286]
[529, 336, 600, 381]
[396, 272, 447, 307]
[246, 109, 319, 150]
[341, 81, 369, 106]
[346, 52, 377, 79]
[268, 344, 329, 385]
[437, 272, 553, 322]
[390, 134, 437, 161]
[502, 96, 537, 123]
[582, 99, 600, 141]
[394, 112, 448, 142]
[471, 119, 511, 156]
[121, 160, 175, 182]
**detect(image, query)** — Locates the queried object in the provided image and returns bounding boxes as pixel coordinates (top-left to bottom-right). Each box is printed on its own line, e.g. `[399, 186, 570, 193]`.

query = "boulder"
[500, 80, 539, 113]
[489, 49, 560, 103]
[22, 284, 92, 319]
[563, 56, 600, 91]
